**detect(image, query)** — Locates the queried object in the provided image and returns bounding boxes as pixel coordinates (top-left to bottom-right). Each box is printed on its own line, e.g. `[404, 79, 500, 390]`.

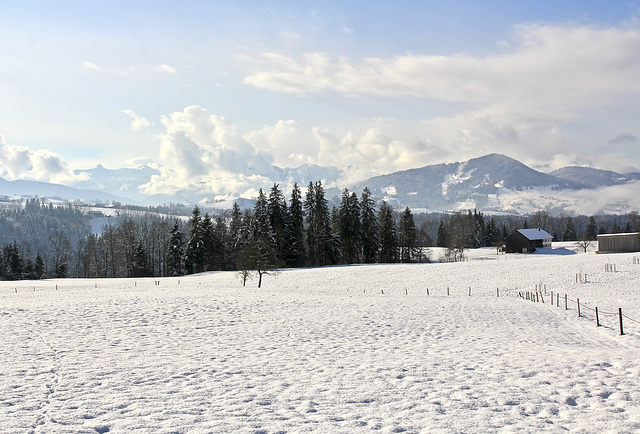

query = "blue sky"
[1, 1, 640, 198]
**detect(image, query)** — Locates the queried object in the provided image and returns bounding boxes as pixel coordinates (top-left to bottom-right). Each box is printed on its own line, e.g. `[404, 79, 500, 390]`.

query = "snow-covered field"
[2, 245, 640, 433]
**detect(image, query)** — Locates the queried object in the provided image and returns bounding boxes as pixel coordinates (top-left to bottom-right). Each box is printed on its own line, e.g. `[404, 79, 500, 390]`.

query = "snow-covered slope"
[550, 166, 640, 188]
[353, 153, 586, 212]
[0, 177, 135, 204]
[2, 248, 640, 432]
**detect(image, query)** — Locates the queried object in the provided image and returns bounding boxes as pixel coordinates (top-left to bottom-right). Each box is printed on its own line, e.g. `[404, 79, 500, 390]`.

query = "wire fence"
[518, 287, 640, 336]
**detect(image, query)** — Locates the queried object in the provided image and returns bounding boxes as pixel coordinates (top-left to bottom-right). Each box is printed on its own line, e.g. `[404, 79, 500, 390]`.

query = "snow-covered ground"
[2, 246, 640, 433]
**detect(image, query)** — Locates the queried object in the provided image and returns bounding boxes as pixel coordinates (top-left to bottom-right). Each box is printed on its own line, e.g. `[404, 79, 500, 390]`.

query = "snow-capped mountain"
[2, 154, 639, 214]
[352, 154, 640, 214]
[69, 163, 344, 205]
[0, 177, 135, 205]
[352, 154, 582, 211]
[550, 166, 640, 188]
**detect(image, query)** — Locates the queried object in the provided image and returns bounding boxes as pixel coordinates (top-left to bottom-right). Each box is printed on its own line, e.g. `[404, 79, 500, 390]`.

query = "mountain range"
[1, 154, 638, 215]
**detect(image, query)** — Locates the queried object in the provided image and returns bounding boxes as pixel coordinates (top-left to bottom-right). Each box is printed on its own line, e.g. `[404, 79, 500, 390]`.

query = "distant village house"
[505, 228, 553, 253]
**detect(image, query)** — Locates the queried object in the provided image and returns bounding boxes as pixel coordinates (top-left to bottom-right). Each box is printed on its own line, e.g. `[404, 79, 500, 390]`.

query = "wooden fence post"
[447, 287, 449, 296]
[595, 307, 600, 327]
[619, 308, 624, 335]
[468, 287, 471, 296]
[497, 288, 499, 297]
[565, 294, 567, 310]
[577, 298, 581, 317]
[556, 292, 559, 307]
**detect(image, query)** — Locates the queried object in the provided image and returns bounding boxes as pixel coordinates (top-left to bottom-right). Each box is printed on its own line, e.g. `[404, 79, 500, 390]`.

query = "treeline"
[166, 182, 424, 284]
[429, 209, 640, 253]
[1, 190, 640, 281]
[0, 182, 423, 281]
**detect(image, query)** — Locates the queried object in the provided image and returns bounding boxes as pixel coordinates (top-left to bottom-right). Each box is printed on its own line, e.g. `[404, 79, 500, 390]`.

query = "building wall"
[505, 232, 531, 253]
[598, 233, 640, 253]
[505, 230, 552, 253]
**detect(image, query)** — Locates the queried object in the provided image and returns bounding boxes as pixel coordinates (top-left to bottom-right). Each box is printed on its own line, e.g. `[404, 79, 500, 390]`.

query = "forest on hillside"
[1, 184, 639, 281]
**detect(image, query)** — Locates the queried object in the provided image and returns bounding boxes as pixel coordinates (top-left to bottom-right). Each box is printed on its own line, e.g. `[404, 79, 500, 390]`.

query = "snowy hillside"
[352, 153, 584, 212]
[550, 166, 640, 188]
[2, 247, 640, 432]
[352, 154, 640, 214]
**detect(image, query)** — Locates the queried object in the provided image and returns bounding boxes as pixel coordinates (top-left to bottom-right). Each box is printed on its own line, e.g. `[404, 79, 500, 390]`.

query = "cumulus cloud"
[0, 135, 89, 185]
[154, 64, 178, 74]
[138, 106, 275, 197]
[122, 110, 150, 131]
[244, 120, 319, 167]
[239, 23, 640, 173]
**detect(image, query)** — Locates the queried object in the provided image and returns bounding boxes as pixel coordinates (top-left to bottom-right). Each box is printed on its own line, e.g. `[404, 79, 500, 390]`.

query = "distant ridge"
[0, 177, 135, 204]
[352, 153, 587, 212]
[1, 153, 638, 214]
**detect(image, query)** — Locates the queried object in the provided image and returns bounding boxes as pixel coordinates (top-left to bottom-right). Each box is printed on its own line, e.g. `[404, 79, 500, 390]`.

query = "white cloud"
[239, 23, 640, 173]
[81, 61, 135, 76]
[244, 24, 640, 111]
[82, 60, 100, 71]
[121, 110, 150, 131]
[154, 64, 178, 75]
[0, 135, 89, 185]
[244, 120, 319, 167]
[138, 106, 275, 197]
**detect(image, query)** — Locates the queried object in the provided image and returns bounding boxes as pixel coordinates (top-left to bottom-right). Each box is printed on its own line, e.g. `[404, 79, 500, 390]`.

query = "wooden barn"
[597, 233, 640, 253]
[505, 228, 553, 253]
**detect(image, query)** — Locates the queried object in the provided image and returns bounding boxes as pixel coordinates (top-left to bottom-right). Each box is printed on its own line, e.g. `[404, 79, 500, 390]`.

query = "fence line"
[518, 288, 638, 336]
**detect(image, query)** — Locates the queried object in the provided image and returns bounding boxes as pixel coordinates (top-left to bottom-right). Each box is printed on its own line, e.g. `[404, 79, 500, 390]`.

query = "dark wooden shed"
[597, 233, 640, 253]
[505, 228, 553, 253]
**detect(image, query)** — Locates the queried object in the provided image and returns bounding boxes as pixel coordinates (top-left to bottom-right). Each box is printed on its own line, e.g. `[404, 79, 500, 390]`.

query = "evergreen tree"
[185, 205, 206, 274]
[399, 207, 417, 262]
[132, 241, 150, 277]
[201, 213, 221, 271]
[563, 217, 577, 241]
[2, 242, 23, 280]
[338, 189, 361, 264]
[586, 216, 598, 241]
[267, 184, 290, 266]
[214, 216, 228, 270]
[472, 209, 485, 248]
[436, 219, 447, 247]
[34, 253, 45, 279]
[485, 217, 497, 246]
[360, 187, 378, 264]
[227, 202, 243, 269]
[288, 183, 306, 267]
[304, 181, 339, 267]
[252, 189, 273, 241]
[378, 201, 398, 263]
[167, 220, 185, 276]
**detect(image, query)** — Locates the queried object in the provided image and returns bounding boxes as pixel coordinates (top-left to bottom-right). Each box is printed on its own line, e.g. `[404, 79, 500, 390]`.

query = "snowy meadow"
[2, 245, 640, 433]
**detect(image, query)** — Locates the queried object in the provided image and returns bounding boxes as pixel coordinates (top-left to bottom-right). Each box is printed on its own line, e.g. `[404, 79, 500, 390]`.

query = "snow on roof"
[597, 232, 639, 238]
[517, 228, 553, 240]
